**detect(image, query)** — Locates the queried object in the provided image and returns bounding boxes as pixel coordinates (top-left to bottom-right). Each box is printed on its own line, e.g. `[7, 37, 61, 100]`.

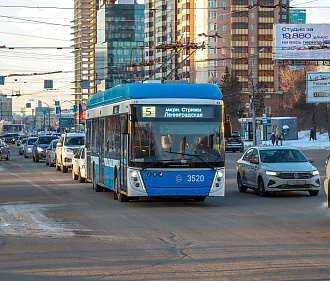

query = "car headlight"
[311, 170, 319, 176]
[65, 148, 73, 153]
[266, 171, 279, 176]
[27, 147, 32, 151]
[37, 147, 43, 152]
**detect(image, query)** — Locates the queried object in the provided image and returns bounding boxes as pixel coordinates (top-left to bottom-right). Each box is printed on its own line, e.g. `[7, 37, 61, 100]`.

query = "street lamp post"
[43, 102, 52, 132]
[230, 47, 264, 146]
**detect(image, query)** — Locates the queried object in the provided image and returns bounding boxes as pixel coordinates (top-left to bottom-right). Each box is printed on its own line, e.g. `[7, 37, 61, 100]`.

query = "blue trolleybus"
[85, 83, 225, 202]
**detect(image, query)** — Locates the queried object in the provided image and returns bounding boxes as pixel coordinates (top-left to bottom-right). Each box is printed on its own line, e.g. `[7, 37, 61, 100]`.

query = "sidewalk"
[245, 130, 330, 150]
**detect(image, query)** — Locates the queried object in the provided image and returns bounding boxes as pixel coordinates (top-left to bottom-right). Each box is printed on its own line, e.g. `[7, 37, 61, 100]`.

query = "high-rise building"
[95, 0, 145, 90]
[0, 94, 12, 121]
[228, 0, 290, 115]
[144, 0, 290, 116]
[71, 0, 97, 128]
[289, 9, 306, 24]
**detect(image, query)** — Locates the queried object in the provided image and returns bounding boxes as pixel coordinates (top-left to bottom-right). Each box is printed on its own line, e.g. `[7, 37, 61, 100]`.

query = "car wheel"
[6, 152, 9, 161]
[258, 177, 268, 197]
[61, 161, 68, 173]
[113, 177, 119, 200]
[237, 174, 247, 193]
[24, 153, 28, 158]
[72, 169, 78, 180]
[33, 155, 35, 162]
[35, 156, 39, 163]
[308, 190, 319, 196]
[46, 156, 49, 165]
[78, 168, 85, 183]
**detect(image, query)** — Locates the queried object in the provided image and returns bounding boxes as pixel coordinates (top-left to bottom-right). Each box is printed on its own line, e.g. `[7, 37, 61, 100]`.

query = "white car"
[24, 137, 38, 158]
[55, 133, 85, 173]
[72, 146, 86, 183]
[236, 146, 321, 197]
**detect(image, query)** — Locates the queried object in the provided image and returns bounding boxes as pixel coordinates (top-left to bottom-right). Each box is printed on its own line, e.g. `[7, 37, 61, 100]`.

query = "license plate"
[288, 180, 305, 185]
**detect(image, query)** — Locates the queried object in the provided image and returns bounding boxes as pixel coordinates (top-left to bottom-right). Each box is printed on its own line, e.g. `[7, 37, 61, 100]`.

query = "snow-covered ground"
[245, 130, 330, 150]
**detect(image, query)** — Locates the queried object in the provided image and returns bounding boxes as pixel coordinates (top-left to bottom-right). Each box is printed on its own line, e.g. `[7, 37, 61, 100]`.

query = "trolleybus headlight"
[129, 170, 146, 192]
[210, 169, 225, 192]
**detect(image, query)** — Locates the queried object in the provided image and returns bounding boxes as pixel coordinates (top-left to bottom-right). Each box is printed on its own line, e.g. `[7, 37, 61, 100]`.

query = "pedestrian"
[279, 133, 284, 146]
[310, 128, 315, 141]
[275, 134, 279, 145]
[271, 132, 275, 146]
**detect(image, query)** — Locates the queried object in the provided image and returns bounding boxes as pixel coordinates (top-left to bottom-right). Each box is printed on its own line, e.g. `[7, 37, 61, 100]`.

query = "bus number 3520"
[187, 175, 205, 182]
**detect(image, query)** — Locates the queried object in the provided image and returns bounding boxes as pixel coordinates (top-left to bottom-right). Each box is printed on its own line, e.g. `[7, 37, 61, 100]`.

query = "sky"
[0, 0, 329, 114]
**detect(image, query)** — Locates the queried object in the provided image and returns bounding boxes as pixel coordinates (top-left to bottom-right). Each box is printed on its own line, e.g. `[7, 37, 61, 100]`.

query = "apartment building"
[95, 0, 145, 89]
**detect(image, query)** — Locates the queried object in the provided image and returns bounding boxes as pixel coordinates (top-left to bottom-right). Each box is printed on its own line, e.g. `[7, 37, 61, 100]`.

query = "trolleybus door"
[120, 116, 128, 193]
[86, 120, 92, 180]
[99, 118, 105, 184]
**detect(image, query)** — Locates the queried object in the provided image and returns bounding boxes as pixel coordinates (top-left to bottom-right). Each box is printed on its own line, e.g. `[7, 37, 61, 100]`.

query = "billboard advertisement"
[60, 118, 75, 127]
[274, 24, 330, 60]
[79, 103, 86, 124]
[306, 72, 330, 103]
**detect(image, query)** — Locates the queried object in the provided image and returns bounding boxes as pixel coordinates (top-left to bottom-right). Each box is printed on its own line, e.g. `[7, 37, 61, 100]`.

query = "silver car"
[45, 139, 59, 167]
[0, 140, 10, 160]
[236, 146, 320, 197]
[24, 137, 38, 158]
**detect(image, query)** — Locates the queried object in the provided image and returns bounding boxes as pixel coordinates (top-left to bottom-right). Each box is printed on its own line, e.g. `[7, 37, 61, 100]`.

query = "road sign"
[245, 103, 251, 109]
[262, 118, 268, 125]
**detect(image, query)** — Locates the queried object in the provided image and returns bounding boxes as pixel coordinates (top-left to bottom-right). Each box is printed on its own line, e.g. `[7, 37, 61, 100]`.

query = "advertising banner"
[79, 103, 86, 124]
[306, 72, 330, 103]
[60, 118, 75, 127]
[274, 24, 330, 60]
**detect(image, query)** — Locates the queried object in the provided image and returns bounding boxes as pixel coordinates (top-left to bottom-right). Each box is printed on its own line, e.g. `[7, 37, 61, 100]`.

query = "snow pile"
[245, 130, 330, 150]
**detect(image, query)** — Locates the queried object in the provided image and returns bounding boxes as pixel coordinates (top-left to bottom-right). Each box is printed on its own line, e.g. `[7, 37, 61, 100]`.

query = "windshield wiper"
[164, 151, 215, 170]
[141, 159, 174, 170]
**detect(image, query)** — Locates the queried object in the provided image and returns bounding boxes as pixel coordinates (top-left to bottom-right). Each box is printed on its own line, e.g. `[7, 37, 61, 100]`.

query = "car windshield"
[64, 136, 84, 146]
[38, 137, 58, 144]
[27, 138, 37, 145]
[21, 139, 27, 144]
[260, 149, 307, 163]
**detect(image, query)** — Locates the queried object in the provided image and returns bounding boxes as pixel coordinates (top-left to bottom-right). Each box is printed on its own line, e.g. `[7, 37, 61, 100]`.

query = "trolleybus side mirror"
[121, 116, 129, 135]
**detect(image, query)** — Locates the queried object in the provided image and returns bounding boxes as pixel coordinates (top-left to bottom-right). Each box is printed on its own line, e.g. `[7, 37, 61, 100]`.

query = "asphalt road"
[0, 144, 329, 280]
